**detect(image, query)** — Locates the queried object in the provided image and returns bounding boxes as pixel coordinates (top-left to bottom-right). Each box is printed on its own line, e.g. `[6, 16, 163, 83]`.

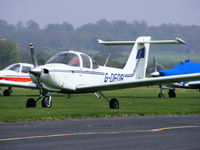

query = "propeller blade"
[29, 43, 43, 95]
[30, 43, 38, 67]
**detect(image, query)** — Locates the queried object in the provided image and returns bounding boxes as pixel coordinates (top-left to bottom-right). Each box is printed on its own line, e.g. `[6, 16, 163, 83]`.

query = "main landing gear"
[26, 92, 52, 108]
[1, 87, 13, 96]
[94, 92, 119, 109]
[158, 85, 165, 98]
[158, 85, 176, 98]
[168, 89, 176, 98]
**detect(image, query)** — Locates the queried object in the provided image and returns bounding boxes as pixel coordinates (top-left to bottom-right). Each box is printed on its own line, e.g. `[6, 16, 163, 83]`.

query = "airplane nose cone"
[30, 67, 50, 76]
[30, 67, 42, 76]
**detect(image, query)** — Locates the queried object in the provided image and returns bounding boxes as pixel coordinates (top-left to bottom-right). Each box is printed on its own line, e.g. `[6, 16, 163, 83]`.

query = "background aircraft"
[0, 63, 33, 96]
[1, 36, 200, 109]
[151, 59, 200, 98]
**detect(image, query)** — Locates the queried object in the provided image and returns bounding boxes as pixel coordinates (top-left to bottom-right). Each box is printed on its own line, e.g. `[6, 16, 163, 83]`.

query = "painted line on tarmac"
[0, 125, 199, 142]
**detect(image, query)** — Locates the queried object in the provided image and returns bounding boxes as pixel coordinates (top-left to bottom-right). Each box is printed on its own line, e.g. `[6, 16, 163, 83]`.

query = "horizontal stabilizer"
[97, 38, 186, 46]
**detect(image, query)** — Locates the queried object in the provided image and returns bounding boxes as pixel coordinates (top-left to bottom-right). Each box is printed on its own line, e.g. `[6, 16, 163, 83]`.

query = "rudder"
[123, 36, 151, 79]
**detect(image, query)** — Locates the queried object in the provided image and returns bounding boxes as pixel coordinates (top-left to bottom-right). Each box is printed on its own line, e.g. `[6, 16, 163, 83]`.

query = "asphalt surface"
[0, 115, 200, 150]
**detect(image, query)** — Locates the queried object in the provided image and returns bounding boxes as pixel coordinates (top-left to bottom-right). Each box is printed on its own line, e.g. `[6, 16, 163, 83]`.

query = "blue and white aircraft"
[1, 36, 200, 109]
[151, 59, 200, 98]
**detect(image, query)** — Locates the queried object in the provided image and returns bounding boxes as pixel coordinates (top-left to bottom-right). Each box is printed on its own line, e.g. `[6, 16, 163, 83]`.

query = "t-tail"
[98, 36, 186, 80]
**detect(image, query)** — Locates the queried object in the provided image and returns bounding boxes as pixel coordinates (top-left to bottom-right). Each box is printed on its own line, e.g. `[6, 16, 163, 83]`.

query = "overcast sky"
[0, 0, 199, 28]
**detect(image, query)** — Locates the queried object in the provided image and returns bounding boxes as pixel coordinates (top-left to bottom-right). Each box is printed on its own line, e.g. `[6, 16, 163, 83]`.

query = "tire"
[109, 98, 119, 109]
[42, 96, 52, 108]
[3, 89, 11, 96]
[26, 98, 36, 108]
[168, 89, 176, 98]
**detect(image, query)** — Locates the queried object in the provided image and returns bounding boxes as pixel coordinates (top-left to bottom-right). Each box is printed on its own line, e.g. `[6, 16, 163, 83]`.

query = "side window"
[81, 54, 91, 69]
[21, 66, 31, 73]
[8, 64, 20, 72]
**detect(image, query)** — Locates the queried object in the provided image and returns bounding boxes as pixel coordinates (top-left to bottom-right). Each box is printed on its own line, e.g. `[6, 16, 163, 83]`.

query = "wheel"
[168, 89, 176, 98]
[26, 98, 36, 108]
[42, 95, 52, 108]
[109, 98, 119, 109]
[3, 89, 11, 96]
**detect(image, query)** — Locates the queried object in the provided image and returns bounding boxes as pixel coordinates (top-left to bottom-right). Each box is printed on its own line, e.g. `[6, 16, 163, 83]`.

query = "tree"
[25, 20, 40, 30]
[0, 19, 15, 37]
[0, 38, 20, 69]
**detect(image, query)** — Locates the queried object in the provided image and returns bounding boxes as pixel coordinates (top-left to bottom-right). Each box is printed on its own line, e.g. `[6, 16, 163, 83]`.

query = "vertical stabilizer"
[98, 36, 185, 80]
[123, 36, 151, 79]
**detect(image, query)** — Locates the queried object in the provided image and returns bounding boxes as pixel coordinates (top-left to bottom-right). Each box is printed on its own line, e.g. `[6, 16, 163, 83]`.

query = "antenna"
[104, 53, 110, 67]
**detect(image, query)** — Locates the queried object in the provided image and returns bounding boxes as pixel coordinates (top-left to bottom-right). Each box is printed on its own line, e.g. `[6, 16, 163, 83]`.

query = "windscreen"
[46, 52, 80, 67]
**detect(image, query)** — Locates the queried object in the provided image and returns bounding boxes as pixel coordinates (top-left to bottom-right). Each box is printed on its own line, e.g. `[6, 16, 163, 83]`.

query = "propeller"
[27, 43, 52, 108]
[29, 43, 43, 95]
[150, 56, 160, 77]
[29, 43, 42, 76]
[30, 43, 38, 67]
[29, 43, 49, 75]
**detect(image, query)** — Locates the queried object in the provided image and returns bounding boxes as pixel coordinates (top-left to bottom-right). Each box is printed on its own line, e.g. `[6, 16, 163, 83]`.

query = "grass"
[0, 87, 200, 123]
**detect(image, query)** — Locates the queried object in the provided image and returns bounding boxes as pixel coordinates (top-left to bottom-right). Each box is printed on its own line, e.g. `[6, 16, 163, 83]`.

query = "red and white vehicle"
[0, 63, 34, 96]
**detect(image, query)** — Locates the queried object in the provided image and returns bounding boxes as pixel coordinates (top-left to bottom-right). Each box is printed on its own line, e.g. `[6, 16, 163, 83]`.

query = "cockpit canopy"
[46, 51, 99, 69]
[3, 63, 33, 73]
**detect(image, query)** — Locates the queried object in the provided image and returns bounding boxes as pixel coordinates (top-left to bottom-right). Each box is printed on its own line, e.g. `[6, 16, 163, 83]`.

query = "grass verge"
[0, 87, 200, 122]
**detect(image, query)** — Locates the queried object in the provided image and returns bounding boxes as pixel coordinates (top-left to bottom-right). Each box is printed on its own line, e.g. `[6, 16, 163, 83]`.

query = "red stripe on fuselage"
[0, 77, 32, 82]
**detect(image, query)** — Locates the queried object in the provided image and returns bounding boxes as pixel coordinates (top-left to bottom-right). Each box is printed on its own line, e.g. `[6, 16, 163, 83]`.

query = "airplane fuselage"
[31, 63, 133, 93]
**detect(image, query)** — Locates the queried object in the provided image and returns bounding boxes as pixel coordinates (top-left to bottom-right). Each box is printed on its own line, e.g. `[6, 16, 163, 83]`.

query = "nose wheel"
[26, 94, 52, 108]
[42, 95, 52, 108]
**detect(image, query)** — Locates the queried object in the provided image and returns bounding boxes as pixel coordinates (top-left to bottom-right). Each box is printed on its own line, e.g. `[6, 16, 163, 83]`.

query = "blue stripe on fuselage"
[50, 69, 105, 75]
[50, 68, 138, 79]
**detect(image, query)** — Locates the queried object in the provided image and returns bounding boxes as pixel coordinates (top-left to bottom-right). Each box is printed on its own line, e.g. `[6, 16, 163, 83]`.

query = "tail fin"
[98, 36, 186, 80]
[123, 36, 151, 79]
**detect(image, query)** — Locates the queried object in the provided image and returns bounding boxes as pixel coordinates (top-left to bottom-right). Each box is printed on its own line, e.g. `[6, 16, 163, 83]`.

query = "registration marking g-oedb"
[104, 73, 124, 83]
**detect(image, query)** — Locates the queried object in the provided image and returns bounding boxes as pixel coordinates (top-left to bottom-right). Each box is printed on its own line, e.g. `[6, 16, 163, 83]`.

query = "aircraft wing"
[0, 80, 37, 89]
[76, 73, 200, 92]
[187, 81, 200, 88]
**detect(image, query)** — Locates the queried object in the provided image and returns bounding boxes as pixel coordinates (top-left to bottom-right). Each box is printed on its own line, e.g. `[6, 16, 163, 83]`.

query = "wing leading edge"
[76, 73, 200, 92]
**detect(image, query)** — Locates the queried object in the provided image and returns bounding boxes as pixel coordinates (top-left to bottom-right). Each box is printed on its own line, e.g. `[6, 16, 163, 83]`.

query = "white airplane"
[0, 63, 33, 96]
[1, 36, 200, 109]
